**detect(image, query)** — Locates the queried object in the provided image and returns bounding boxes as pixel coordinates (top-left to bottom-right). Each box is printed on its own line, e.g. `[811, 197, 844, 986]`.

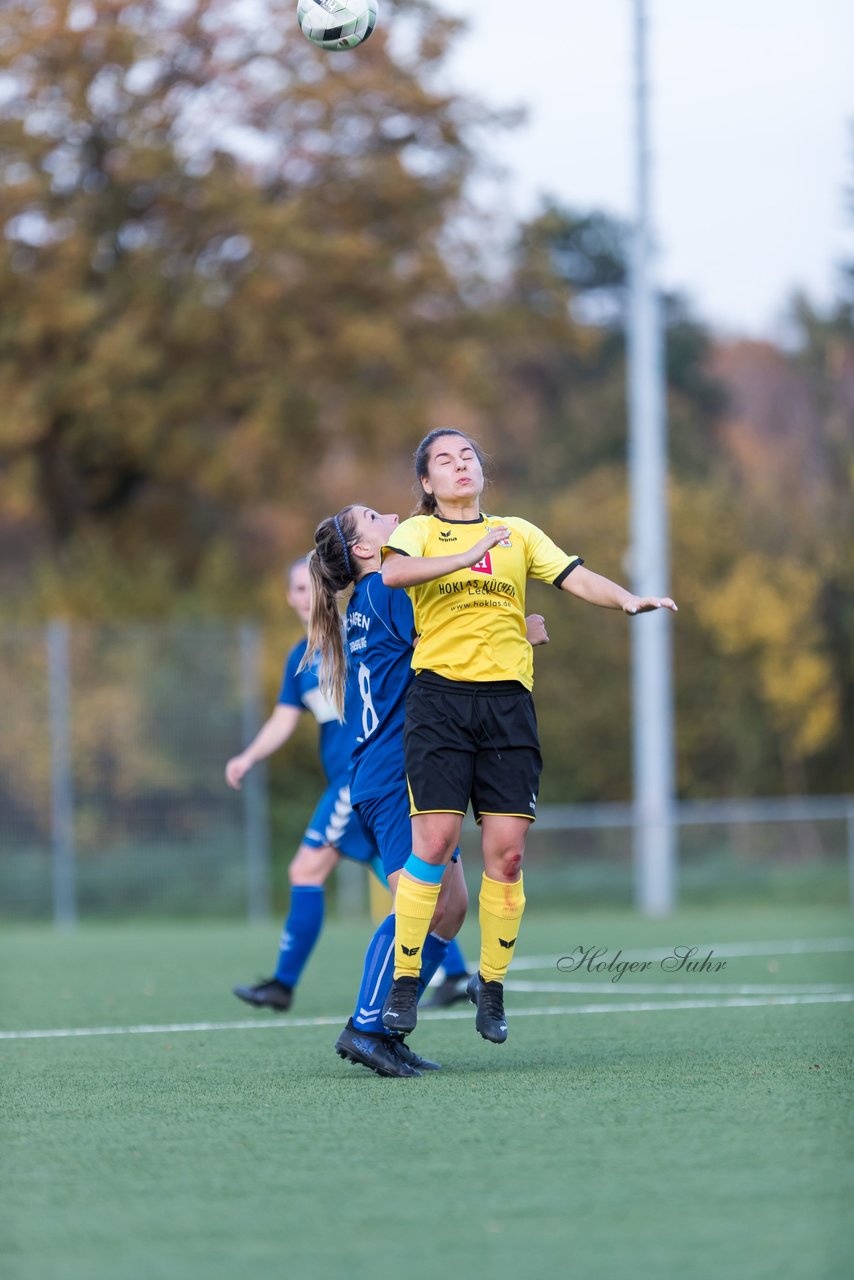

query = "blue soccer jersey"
[344, 572, 417, 806]
[278, 637, 352, 782]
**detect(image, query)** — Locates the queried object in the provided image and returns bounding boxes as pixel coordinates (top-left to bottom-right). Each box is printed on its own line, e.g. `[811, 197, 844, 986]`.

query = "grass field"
[3, 904, 852, 1280]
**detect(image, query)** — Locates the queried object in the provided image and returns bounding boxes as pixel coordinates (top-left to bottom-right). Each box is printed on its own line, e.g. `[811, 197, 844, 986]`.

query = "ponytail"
[302, 506, 359, 719]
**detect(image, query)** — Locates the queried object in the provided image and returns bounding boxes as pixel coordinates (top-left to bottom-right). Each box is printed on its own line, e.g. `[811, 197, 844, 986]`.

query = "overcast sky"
[432, 0, 853, 340]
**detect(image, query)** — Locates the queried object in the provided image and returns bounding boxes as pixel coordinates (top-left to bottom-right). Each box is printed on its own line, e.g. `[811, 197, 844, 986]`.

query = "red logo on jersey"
[471, 551, 493, 575]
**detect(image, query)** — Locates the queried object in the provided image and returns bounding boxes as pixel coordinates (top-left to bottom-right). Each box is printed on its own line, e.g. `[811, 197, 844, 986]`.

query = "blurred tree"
[0, 0, 499, 614]
[0, 5, 851, 810]
[480, 202, 852, 799]
[790, 284, 854, 787]
[703, 290, 854, 793]
[477, 201, 728, 495]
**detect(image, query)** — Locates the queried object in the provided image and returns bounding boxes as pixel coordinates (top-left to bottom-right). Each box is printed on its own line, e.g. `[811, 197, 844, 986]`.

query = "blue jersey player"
[226, 556, 384, 1012]
[304, 506, 548, 1076]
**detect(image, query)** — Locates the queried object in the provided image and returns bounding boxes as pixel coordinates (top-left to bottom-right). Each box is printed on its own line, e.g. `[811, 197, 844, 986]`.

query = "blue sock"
[442, 938, 468, 979]
[352, 914, 396, 1032]
[351, 921, 451, 1033]
[274, 886, 325, 987]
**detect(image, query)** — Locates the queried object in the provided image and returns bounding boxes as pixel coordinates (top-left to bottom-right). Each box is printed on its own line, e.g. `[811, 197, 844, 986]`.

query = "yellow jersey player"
[380, 428, 677, 1046]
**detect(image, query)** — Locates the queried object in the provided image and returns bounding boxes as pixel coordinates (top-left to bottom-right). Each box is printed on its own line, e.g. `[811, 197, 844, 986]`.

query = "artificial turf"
[2, 906, 852, 1280]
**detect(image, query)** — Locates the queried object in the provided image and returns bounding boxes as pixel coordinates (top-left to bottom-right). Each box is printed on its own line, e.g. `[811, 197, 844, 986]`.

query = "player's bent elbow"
[381, 556, 408, 588]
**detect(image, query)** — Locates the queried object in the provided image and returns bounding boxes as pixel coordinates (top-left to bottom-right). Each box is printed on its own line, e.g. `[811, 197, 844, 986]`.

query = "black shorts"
[404, 672, 542, 823]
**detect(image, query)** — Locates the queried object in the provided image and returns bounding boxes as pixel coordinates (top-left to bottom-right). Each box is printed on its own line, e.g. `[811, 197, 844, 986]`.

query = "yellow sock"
[393, 875, 441, 978]
[479, 873, 526, 983]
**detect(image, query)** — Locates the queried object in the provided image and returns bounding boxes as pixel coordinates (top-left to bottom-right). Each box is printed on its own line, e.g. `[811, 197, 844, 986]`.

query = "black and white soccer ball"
[296, 0, 378, 51]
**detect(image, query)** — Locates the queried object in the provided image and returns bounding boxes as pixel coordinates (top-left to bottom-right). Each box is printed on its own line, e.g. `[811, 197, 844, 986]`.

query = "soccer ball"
[297, 0, 378, 52]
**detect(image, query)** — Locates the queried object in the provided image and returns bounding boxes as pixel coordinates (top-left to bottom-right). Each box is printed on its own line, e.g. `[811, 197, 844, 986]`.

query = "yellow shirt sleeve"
[512, 517, 582, 585]
[382, 515, 428, 561]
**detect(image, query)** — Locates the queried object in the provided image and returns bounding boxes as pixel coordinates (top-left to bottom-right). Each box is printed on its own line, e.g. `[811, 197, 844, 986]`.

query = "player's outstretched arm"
[561, 565, 677, 615]
[382, 526, 510, 589]
[225, 703, 302, 790]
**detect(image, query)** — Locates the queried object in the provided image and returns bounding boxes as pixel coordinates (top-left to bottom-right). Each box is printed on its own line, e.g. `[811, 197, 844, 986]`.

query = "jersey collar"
[431, 513, 486, 525]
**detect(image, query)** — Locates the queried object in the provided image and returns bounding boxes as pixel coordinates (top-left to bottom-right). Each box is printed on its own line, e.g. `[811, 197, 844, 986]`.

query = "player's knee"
[289, 862, 316, 887]
[506, 851, 524, 877]
[289, 844, 331, 886]
[416, 832, 456, 862]
[493, 849, 524, 881]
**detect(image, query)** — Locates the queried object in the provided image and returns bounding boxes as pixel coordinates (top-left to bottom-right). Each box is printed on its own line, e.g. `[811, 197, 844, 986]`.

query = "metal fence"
[1, 622, 851, 921]
[0, 621, 270, 922]
[499, 797, 854, 911]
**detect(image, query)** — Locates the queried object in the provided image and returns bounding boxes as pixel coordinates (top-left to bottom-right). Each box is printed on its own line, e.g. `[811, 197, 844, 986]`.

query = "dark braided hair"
[412, 429, 487, 515]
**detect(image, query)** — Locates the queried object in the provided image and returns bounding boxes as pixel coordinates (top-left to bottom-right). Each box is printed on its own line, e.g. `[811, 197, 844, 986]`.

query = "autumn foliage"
[1, 0, 851, 798]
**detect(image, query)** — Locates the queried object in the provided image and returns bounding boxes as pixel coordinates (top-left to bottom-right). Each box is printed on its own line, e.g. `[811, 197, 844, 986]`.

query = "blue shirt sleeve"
[277, 640, 307, 709]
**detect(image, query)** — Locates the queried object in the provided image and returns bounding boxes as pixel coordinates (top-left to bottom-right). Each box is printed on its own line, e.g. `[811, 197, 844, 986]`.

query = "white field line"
[1, 992, 851, 1042]
[0, 1014, 347, 1041]
[511, 937, 854, 972]
[503, 981, 854, 996]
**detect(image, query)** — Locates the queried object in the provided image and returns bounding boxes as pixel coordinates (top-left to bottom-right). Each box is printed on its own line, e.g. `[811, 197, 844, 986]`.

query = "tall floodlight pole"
[628, 0, 676, 914]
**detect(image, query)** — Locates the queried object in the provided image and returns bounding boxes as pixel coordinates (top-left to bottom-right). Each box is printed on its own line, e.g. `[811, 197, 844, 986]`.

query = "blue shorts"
[355, 786, 460, 880]
[304, 781, 386, 884]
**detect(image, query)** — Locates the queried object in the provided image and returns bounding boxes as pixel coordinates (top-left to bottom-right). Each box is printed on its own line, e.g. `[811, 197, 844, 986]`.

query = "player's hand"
[462, 525, 510, 567]
[525, 613, 549, 646]
[225, 754, 252, 789]
[623, 596, 678, 615]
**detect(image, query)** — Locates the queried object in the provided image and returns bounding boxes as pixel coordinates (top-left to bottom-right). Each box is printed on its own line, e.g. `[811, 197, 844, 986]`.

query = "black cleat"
[381, 975, 420, 1035]
[389, 1037, 441, 1071]
[232, 977, 293, 1011]
[335, 1020, 421, 1078]
[423, 971, 472, 1009]
[466, 972, 508, 1043]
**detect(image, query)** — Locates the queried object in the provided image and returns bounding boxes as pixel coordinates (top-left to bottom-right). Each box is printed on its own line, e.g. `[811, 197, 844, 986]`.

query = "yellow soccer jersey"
[383, 513, 582, 689]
